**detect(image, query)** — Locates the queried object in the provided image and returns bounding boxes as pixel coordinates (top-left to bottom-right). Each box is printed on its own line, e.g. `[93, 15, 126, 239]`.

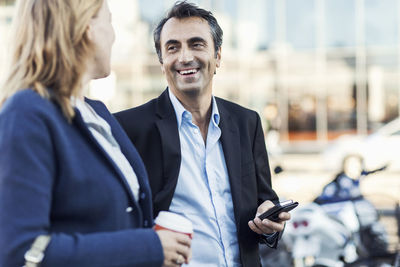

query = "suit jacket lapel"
[217, 98, 242, 228]
[155, 90, 182, 203]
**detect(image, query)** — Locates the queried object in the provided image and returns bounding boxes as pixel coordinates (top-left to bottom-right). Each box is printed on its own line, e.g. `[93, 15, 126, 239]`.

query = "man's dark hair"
[153, 1, 223, 63]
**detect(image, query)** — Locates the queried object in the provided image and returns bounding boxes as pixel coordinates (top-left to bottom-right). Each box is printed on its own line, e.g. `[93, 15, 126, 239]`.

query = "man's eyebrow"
[164, 39, 180, 46]
[188, 37, 207, 44]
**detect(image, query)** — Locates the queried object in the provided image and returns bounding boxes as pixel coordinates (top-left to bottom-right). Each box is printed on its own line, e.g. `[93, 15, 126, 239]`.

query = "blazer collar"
[154, 89, 182, 199]
[72, 102, 141, 211]
[215, 98, 242, 227]
[155, 88, 176, 119]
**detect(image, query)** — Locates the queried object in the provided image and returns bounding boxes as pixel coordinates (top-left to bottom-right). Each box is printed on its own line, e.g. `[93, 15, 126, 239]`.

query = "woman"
[0, 0, 191, 266]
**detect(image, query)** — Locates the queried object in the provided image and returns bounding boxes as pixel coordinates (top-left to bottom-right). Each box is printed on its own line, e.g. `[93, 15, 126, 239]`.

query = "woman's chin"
[93, 70, 110, 80]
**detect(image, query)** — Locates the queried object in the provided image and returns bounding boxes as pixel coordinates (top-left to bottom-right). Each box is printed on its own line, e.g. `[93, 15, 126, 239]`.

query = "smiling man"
[114, 1, 290, 266]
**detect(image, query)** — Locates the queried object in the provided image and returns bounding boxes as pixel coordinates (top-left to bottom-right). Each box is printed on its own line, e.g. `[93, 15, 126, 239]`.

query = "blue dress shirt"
[168, 90, 241, 267]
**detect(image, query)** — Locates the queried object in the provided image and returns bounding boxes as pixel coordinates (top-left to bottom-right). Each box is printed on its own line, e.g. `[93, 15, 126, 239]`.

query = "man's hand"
[248, 200, 290, 235]
[156, 230, 192, 267]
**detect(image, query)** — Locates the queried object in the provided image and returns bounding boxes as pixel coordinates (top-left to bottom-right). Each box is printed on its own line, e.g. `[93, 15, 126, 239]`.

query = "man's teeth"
[179, 69, 197, 75]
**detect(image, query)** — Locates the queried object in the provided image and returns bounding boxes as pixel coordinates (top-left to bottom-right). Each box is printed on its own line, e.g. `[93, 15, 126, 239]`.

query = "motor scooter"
[260, 165, 358, 267]
[282, 202, 358, 267]
[313, 157, 389, 260]
[282, 155, 390, 267]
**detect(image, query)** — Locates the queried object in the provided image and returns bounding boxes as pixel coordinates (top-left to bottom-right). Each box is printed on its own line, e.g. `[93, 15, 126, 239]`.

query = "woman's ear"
[86, 24, 93, 41]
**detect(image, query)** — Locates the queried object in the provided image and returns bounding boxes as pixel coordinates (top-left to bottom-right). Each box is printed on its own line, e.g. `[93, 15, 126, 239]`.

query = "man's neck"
[172, 88, 213, 143]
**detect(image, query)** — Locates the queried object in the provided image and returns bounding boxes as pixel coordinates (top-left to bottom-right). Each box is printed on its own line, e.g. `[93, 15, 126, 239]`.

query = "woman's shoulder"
[85, 97, 107, 111]
[0, 89, 61, 126]
[85, 97, 113, 120]
[1, 89, 53, 113]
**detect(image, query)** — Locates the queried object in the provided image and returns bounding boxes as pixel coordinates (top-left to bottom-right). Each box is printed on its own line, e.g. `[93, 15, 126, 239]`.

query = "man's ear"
[215, 47, 222, 68]
[160, 64, 165, 74]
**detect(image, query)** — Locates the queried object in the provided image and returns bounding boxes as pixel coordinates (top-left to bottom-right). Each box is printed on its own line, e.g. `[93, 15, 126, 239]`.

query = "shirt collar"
[168, 88, 220, 127]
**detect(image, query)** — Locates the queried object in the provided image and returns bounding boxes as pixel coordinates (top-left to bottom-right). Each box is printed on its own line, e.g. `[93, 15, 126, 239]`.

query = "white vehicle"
[323, 118, 400, 171]
[283, 202, 358, 267]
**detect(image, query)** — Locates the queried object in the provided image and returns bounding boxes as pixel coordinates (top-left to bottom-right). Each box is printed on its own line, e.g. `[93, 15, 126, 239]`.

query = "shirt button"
[144, 220, 149, 227]
[140, 192, 146, 200]
[126, 207, 133, 213]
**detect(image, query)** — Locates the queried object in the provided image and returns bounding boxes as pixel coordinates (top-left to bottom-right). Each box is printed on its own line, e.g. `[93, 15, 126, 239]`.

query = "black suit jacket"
[114, 89, 279, 267]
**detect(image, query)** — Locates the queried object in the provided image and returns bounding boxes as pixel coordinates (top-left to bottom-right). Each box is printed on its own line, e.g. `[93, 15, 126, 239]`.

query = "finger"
[253, 217, 276, 233]
[256, 200, 275, 216]
[253, 217, 276, 234]
[261, 219, 285, 232]
[165, 259, 180, 267]
[176, 254, 185, 265]
[185, 247, 192, 264]
[170, 257, 182, 267]
[176, 243, 191, 259]
[278, 211, 291, 221]
[164, 253, 180, 267]
[248, 220, 263, 234]
[176, 233, 192, 247]
[260, 200, 274, 208]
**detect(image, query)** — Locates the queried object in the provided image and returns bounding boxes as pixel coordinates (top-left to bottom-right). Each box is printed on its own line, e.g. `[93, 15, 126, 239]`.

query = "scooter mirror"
[274, 166, 283, 174]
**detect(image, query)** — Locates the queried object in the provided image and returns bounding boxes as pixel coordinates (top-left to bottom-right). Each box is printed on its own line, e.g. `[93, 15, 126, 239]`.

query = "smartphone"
[258, 200, 299, 222]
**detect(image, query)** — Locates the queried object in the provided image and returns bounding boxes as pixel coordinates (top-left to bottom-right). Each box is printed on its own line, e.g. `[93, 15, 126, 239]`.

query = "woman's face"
[88, 0, 115, 79]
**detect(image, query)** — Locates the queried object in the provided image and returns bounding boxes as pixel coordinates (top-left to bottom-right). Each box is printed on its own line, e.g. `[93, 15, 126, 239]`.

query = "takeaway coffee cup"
[154, 211, 193, 239]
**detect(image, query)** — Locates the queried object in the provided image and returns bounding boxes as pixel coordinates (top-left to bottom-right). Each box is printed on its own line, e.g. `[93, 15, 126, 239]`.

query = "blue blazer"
[0, 90, 163, 267]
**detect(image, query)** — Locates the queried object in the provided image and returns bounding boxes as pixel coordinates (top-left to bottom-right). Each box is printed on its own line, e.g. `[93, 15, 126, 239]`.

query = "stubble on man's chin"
[182, 87, 201, 98]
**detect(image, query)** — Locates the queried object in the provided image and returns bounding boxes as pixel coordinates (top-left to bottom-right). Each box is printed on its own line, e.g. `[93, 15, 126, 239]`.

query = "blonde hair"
[0, 0, 103, 121]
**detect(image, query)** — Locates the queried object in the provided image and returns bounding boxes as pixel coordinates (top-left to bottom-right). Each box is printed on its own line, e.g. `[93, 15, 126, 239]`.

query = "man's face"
[159, 17, 221, 98]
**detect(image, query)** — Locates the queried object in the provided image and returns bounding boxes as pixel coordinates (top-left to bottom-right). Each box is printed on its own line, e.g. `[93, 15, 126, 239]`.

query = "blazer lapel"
[154, 90, 182, 200]
[217, 98, 242, 228]
[72, 108, 139, 207]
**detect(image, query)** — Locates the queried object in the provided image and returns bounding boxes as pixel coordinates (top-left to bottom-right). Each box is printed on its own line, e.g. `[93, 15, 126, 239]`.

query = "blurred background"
[1, 0, 399, 261]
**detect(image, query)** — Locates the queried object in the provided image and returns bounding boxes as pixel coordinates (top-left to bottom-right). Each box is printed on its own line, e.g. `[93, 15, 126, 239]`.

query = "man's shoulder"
[215, 97, 258, 119]
[114, 97, 158, 120]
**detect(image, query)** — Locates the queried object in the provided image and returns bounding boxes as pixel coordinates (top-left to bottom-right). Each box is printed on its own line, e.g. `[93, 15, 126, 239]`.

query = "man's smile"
[178, 68, 199, 75]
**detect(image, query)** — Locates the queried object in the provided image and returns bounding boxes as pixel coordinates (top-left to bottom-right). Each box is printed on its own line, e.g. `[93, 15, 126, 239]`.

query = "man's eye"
[167, 46, 177, 51]
[193, 43, 204, 48]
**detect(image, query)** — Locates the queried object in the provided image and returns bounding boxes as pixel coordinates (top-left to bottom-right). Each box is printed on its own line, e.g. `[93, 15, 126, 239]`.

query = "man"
[115, 2, 290, 266]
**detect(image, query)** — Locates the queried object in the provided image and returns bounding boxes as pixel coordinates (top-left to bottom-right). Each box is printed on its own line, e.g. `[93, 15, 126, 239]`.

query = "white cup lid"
[155, 211, 193, 234]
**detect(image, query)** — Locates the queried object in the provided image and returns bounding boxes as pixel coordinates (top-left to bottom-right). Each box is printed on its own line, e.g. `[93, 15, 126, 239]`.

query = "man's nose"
[178, 47, 193, 63]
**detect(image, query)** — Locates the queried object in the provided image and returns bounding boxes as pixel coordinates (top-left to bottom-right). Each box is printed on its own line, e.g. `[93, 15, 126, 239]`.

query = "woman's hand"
[156, 230, 192, 267]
